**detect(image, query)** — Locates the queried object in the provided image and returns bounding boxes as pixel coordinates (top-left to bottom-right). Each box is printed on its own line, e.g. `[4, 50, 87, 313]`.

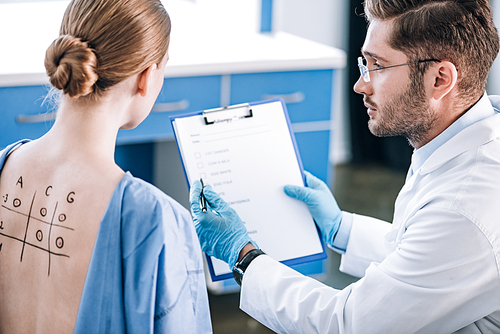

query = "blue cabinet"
[295, 130, 332, 181]
[230, 70, 333, 123]
[0, 85, 55, 148]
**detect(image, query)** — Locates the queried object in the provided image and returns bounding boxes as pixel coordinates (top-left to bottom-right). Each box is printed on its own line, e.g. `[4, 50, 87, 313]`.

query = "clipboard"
[170, 99, 326, 281]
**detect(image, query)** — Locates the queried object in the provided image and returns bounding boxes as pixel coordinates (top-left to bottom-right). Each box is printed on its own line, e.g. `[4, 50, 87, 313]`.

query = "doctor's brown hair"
[363, 0, 499, 106]
[44, 0, 171, 98]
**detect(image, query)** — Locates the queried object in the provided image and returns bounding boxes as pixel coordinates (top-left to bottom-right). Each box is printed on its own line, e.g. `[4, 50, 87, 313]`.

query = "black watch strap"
[232, 249, 265, 286]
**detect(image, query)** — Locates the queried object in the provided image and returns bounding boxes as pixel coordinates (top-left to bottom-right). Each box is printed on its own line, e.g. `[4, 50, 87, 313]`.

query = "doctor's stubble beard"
[366, 73, 438, 148]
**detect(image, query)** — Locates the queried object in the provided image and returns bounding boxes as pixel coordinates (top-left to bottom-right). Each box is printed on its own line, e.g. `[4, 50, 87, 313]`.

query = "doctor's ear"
[430, 61, 458, 101]
[137, 63, 158, 97]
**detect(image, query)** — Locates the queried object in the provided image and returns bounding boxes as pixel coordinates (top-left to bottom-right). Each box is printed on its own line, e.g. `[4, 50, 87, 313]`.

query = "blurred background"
[2, 0, 500, 332]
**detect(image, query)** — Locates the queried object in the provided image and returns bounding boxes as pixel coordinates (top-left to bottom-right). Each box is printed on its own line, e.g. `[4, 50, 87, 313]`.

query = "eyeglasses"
[357, 57, 440, 82]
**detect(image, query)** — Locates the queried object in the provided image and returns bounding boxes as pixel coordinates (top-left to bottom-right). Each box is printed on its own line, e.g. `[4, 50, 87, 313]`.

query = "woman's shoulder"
[0, 139, 31, 169]
[114, 172, 193, 232]
[118, 172, 188, 215]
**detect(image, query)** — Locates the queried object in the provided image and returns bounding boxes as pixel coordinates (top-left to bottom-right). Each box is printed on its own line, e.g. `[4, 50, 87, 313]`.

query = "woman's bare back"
[0, 141, 124, 333]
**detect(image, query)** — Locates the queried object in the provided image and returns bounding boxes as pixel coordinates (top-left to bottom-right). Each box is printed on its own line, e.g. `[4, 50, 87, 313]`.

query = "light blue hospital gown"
[0, 140, 212, 333]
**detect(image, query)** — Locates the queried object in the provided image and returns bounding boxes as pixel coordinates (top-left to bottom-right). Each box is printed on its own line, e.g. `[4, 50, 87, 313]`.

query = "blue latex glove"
[190, 180, 255, 269]
[284, 171, 342, 247]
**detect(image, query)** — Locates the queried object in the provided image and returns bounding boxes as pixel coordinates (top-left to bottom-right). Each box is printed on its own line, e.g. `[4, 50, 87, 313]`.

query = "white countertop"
[0, 0, 346, 87]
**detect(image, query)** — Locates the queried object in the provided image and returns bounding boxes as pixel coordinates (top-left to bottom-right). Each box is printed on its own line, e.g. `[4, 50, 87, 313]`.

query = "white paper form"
[172, 100, 324, 278]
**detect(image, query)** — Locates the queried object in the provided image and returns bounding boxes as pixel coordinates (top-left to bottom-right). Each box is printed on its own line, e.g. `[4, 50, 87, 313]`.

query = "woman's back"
[0, 139, 124, 333]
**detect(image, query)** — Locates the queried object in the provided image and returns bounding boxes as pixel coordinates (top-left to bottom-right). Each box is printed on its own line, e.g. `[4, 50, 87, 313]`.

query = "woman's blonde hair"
[45, 0, 171, 98]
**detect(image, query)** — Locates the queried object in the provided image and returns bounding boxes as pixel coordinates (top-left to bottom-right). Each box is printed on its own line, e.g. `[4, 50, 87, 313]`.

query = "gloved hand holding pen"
[190, 180, 257, 269]
[284, 171, 342, 247]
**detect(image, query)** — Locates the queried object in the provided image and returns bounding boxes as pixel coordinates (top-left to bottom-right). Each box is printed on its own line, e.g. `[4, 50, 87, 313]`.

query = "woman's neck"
[38, 92, 131, 167]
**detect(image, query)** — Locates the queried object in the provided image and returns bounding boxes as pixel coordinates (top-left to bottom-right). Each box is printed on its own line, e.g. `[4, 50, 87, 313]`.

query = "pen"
[200, 178, 207, 213]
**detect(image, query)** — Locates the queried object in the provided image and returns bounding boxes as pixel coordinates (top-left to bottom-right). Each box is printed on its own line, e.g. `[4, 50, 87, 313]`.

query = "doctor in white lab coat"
[190, 0, 500, 333]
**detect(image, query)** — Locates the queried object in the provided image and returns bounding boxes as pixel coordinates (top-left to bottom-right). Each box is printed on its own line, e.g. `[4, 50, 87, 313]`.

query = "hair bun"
[45, 35, 98, 98]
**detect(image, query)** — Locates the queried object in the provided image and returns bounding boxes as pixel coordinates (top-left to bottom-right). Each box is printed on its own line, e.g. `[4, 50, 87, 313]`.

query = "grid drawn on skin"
[0, 191, 72, 276]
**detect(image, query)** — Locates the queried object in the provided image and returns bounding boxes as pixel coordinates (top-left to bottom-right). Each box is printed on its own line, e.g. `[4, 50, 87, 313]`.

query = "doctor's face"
[353, 19, 437, 148]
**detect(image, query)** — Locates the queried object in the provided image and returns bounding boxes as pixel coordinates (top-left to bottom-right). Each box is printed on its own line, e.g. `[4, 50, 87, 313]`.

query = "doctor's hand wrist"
[324, 214, 343, 247]
[238, 242, 257, 262]
[233, 248, 266, 286]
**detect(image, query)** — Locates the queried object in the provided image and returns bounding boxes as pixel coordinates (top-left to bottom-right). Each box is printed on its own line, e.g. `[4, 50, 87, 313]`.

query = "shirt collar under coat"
[410, 93, 500, 177]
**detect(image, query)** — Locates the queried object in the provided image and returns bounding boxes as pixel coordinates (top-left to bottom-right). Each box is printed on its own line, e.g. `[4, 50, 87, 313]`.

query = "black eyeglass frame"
[358, 57, 441, 82]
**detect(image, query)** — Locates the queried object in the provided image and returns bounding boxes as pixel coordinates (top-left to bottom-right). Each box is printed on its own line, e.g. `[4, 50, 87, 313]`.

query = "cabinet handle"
[15, 99, 190, 123]
[16, 112, 57, 124]
[151, 99, 190, 113]
[262, 91, 305, 104]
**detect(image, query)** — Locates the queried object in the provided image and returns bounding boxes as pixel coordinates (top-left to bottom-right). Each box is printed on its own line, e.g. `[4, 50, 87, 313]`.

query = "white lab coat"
[240, 96, 500, 333]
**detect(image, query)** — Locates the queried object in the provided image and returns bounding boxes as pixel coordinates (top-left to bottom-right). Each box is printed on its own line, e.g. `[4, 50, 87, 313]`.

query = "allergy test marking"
[0, 176, 74, 276]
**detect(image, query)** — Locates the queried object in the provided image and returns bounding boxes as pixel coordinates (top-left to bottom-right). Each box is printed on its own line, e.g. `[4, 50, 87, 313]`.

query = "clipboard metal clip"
[203, 103, 253, 125]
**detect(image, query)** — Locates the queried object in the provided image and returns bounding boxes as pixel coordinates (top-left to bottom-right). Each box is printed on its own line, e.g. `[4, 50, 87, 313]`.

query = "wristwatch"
[232, 249, 265, 286]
